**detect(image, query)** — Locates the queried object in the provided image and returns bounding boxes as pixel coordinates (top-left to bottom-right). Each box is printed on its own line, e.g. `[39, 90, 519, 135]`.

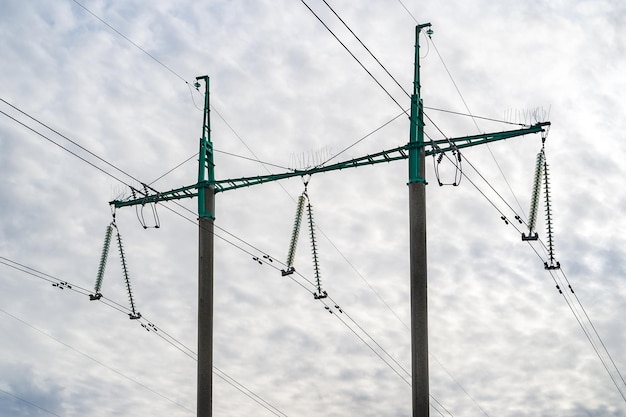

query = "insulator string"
[115, 228, 141, 319]
[306, 200, 326, 299]
[543, 154, 559, 269]
[528, 150, 544, 233]
[285, 193, 306, 272]
[93, 223, 114, 298]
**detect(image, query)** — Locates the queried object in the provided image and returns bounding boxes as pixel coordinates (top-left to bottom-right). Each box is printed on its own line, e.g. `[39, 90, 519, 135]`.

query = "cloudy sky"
[1, 0, 626, 416]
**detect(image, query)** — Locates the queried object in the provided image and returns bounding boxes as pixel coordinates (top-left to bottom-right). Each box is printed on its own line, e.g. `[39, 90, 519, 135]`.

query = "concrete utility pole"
[196, 75, 215, 417]
[109, 25, 550, 417]
[409, 23, 431, 417]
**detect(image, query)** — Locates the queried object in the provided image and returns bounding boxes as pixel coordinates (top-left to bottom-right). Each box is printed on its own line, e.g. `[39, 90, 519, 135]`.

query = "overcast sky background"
[1, 0, 626, 416]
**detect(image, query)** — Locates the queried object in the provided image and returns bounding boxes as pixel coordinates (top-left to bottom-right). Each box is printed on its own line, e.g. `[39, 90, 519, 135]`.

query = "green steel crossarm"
[109, 121, 549, 208]
[214, 122, 550, 193]
[424, 121, 550, 156]
[211, 146, 410, 193]
[110, 183, 199, 208]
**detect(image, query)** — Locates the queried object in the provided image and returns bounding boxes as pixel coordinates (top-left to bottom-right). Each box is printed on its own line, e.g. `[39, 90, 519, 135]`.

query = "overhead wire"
[10, 2, 438, 414]
[429, 36, 529, 220]
[0, 387, 63, 417]
[30, 1, 601, 413]
[0, 304, 195, 414]
[297, 0, 408, 115]
[318, 0, 411, 100]
[0, 106, 316, 413]
[0, 259, 291, 416]
[293, 4, 482, 415]
[69, 0, 190, 87]
[442, 147, 626, 401]
[396, 1, 626, 405]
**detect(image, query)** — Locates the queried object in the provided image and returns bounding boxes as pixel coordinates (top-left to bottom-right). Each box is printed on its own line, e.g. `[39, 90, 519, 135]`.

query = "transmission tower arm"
[109, 122, 549, 208]
[427, 121, 550, 155]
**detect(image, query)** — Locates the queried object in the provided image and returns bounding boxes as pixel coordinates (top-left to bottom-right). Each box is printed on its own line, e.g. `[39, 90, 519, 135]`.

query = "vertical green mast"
[409, 22, 431, 417]
[409, 23, 431, 184]
[197, 75, 215, 219]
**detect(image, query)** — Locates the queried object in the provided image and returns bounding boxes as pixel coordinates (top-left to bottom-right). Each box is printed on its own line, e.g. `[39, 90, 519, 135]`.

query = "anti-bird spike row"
[90, 223, 114, 300]
[522, 149, 545, 241]
[116, 229, 141, 319]
[282, 192, 307, 276]
[542, 157, 560, 270]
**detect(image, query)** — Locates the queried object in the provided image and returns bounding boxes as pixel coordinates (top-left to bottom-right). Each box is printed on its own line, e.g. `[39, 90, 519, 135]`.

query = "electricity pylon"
[111, 23, 550, 417]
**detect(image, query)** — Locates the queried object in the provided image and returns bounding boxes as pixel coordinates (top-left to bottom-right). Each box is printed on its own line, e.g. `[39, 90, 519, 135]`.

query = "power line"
[69, 0, 190, 87]
[0, 305, 195, 414]
[447, 150, 626, 401]
[0, 260, 291, 416]
[0, 387, 63, 417]
[297, 0, 408, 115]
[317, 0, 410, 100]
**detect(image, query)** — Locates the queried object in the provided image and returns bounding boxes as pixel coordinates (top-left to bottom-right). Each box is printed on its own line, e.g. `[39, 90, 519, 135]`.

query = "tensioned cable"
[70, 0, 190, 87]
[318, 0, 410, 100]
[307, 0, 450, 144]
[461, 151, 623, 385]
[148, 149, 289, 187]
[213, 366, 289, 417]
[1, 107, 319, 301]
[10, 6, 452, 412]
[318, 109, 407, 167]
[424, 106, 526, 127]
[287, 6, 476, 412]
[298, 0, 407, 115]
[429, 36, 529, 220]
[559, 268, 626, 389]
[0, 305, 195, 414]
[0, 260, 291, 416]
[0, 247, 414, 411]
[2, 97, 289, 189]
[69, 0, 285, 187]
[0, 249, 428, 411]
[300, 7, 489, 412]
[0, 109, 131, 186]
[0, 387, 63, 417]
[316, 295, 456, 415]
[444, 150, 626, 401]
[323, 295, 410, 380]
[27, 4, 517, 411]
[0, 102, 314, 293]
[0, 108, 318, 411]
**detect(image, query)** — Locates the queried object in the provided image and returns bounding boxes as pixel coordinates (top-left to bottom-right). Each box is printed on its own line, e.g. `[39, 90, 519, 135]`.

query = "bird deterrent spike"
[93, 224, 114, 296]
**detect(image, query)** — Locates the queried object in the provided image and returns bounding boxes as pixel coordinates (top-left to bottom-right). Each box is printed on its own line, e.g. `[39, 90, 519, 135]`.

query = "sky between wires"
[1, 0, 626, 416]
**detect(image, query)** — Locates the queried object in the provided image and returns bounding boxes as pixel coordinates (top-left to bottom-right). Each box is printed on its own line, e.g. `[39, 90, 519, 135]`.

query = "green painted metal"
[109, 121, 549, 209]
[409, 23, 431, 184]
[196, 75, 215, 219]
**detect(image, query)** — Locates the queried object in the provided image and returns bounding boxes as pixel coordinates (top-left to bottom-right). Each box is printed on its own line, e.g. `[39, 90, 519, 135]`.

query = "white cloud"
[1, 0, 625, 416]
